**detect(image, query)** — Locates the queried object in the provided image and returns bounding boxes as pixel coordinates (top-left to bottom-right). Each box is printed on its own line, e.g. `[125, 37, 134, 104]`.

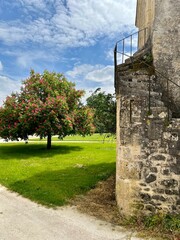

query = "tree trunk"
[47, 134, 51, 149]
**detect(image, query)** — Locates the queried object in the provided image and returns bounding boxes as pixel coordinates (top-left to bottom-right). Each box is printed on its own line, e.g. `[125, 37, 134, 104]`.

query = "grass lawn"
[0, 141, 116, 207]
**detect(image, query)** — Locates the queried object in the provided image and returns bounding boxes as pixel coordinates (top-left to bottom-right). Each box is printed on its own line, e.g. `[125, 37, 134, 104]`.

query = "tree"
[86, 89, 116, 134]
[0, 70, 94, 149]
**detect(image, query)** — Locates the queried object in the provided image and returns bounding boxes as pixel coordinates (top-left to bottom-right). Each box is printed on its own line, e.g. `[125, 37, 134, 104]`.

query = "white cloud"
[66, 63, 115, 103]
[85, 65, 114, 83]
[0, 61, 3, 71]
[0, 0, 137, 48]
[67, 64, 114, 84]
[18, 0, 47, 10]
[81, 84, 115, 104]
[0, 75, 21, 106]
[4, 49, 59, 69]
[106, 42, 138, 65]
[66, 64, 102, 79]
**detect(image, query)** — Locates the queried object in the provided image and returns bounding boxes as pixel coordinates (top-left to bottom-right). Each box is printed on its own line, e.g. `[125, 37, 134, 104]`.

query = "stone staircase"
[115, 47, 180, 215]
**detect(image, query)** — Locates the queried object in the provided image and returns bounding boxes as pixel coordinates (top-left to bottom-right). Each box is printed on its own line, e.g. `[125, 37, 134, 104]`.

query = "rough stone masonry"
[115, 0, 180, 217]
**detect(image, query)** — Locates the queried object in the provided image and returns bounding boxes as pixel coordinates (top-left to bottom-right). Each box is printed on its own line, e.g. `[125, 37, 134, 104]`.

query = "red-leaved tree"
[0, 70, 94, 149]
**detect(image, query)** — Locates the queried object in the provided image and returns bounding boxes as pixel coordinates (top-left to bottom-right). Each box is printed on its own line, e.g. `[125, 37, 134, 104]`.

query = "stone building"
[115, 0, 180, 216]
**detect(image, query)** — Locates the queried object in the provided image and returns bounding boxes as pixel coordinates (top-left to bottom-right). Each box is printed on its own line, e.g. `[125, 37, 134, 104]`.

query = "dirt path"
[0, 185, 145, 240]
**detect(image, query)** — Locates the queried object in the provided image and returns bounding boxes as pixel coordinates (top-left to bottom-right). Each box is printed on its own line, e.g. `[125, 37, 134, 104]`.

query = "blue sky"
[0, 0, 137, 105]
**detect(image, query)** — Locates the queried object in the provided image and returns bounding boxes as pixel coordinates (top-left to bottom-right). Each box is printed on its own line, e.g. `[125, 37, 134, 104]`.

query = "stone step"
[148, 106, 169, 119]
[119, 87, 162, 100]
[120, 80, 160, 93]
[150, 99, 165, 107]
[120, 74, 155, 80]
[169, 118, 180, 128]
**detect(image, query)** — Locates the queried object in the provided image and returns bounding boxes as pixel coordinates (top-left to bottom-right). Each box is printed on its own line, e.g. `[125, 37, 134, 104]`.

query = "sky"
[0, 0, 137, 105]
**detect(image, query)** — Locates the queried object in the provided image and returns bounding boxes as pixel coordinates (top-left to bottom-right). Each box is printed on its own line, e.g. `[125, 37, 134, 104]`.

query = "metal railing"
[114, 28, 180, 121]
[135, 58, 180, 120]
[114, 28, 148, 64]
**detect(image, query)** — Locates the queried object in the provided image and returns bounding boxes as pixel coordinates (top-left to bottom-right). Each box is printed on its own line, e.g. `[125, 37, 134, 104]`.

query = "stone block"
[117, 160, 141, 180]
[116, 178, 140, 216]
[145, 174, 157, 183]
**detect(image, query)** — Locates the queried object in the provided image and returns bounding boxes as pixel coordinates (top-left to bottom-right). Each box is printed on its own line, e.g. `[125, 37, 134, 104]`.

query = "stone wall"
[152, 0, 180, 113]
[135, 0, 180, 114]
[115, 0, 180, 217]
[115, 56, 180, 216]
[135, 0, 155, 49]
[140, 118, 180, 213]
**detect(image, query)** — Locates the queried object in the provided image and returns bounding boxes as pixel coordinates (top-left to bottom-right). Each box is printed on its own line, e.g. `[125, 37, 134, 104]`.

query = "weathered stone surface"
[156, 189, 164, 194]
[145, 205, 156, 212]
[152, 195, 166, 202]
[115, 0, 180, 217]
[150, 154, 166, 161]
[150, 167, 157, 173]
[161, 179, 178, 188]
[145, 174, 156, 183]
[165, 189, 179, 195]
[116, 178, 140, 216]
[140, 193, 151, 201]
[152, 0, 180, 112]
[162, 169, 170, 175]
[171, 164, 180, 175]
[135, 0, 155, 49]
[116, 62, 180, 216]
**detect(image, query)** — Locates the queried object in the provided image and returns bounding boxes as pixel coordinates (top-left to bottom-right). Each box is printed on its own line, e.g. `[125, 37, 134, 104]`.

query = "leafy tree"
[86, 89, 116, 134]
[0, 70, 94, 149]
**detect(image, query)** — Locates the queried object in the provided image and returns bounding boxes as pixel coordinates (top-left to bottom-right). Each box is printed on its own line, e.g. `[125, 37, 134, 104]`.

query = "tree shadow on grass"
[8, 162, 116, 207]
[0, 144, 83, 160]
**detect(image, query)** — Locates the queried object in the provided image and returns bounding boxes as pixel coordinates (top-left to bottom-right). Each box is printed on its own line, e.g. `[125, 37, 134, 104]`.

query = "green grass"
[0, 141, 116, 207]
[124, 213, 180, 240]
[29, 133, 116, 142]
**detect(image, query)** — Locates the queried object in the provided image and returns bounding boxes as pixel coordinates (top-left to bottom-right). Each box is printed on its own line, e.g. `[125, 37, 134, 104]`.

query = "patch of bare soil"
[71, 175, 122, 225]
[71, 175, 179, 240]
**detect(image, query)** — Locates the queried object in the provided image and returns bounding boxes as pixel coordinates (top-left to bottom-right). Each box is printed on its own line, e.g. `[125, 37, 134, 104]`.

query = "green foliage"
[144, 214, 163, 228]
[124, 213, 180, 239]
[162, 214, 180, 231]
[0, 142, 116, 207]
[0, 70, 94, 149]
[86, 89, 116, 134]
[143, 52, 153, 64]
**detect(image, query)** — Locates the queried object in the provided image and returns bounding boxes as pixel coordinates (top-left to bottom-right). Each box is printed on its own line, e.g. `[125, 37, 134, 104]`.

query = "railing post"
[130, 35, 133, 57]
[148, 75, 151, 114]
[144, 28, 146, 46]
[114, 44, 117, 88]
[167, 78, 170, 122]
[122, 39, 125, 63]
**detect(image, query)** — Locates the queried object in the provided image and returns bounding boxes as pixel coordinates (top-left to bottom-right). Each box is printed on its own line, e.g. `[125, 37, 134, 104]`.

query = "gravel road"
[0, 185, 146, 240]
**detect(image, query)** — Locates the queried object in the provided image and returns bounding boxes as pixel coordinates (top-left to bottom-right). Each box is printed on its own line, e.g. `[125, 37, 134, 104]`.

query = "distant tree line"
[86, 88, 116, 134]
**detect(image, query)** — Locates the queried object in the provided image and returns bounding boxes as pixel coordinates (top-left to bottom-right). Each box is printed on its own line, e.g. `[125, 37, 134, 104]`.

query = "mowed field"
[0, 136, 116, 207]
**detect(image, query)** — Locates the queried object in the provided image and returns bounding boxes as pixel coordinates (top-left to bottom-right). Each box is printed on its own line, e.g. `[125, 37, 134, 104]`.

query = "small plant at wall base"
[0, 70, 94, 149]
[123, 213, 180, 240]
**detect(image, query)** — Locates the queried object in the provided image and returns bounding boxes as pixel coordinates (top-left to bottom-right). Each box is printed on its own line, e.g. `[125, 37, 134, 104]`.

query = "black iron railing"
[114, 28, 180, 121]
[135, 58, 180, 120]
[114, 28, 148, 64]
